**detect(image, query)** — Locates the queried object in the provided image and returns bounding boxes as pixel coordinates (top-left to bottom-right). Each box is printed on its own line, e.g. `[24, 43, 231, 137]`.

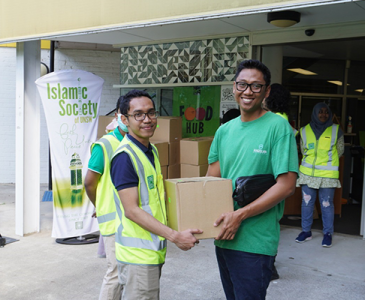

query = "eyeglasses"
[124, 110, 159, 121]
[235, 82, 266, 93]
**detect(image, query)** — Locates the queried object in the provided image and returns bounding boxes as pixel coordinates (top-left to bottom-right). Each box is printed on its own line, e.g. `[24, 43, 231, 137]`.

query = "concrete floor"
[1, 183, 365, 300]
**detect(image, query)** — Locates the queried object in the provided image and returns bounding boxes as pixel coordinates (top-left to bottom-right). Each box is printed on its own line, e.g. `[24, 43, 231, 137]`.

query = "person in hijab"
[295, 102, 344, 247]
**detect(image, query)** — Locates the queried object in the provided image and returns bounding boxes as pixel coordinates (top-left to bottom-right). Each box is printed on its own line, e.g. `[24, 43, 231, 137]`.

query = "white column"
[15, 41, 41, 236]
[261, 46, 283, 84]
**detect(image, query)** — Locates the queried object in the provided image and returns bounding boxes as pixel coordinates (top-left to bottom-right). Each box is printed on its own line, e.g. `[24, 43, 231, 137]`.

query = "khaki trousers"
[118, 262, 162, 300]
[99, 235, 123, 300]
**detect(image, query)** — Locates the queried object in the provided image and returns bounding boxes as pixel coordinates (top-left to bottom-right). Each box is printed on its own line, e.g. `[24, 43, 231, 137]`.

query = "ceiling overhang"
[1, 0, 362, 46]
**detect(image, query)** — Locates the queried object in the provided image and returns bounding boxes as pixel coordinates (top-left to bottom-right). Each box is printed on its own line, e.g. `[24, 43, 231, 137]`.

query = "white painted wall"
[0, 48, 17, 183]
[0, 47, 120, 183]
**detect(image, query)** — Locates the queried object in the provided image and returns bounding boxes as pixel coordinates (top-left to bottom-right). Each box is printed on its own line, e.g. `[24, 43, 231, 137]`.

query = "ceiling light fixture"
[267, 10, 301, 28]
[328, 81, 342, 86]
[287, 68, 317, 75]
[327, 81, 350, 86]
[355, 89, 364, 93]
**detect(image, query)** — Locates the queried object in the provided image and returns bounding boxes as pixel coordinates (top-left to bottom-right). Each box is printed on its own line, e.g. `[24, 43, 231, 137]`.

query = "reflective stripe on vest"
[97, 211, 116, 224]
[113, 189, 166, 252]
[92, 135, 120, 236]
[113, 138, 167, 265]
[300, 124, 339, 178]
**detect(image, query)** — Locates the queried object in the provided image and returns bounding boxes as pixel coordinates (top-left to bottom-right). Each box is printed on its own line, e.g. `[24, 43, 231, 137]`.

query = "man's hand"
[173, 229, 203, 251]
[214, 211, 242, 240]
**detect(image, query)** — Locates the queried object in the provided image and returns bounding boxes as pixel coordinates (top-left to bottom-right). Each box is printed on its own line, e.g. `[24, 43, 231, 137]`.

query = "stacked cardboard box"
[164, 177, 233, 239]
[96, 116, 115, 139]
[180, 137, 213, 178]
[151, 116, 182, 179]
[152, 141, 169, 179]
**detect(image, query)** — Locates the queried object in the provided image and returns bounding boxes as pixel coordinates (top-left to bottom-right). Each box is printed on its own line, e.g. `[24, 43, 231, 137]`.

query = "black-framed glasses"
[124, 110, 159, 121]
[235, 82, 266, 93]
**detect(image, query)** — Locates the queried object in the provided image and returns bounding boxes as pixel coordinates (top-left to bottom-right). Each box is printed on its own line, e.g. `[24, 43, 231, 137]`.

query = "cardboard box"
[168, 141, 180, 165]
[97, 116, 115, 139]
[181, 164, 208, 178]
[152, 141, 169, 167]
[180, 137, 213, 165]
[168, 164, 181, 179]
[164, 177, 233, 239]
[153, 116, 182, 142]
[161, 166, 168, 180]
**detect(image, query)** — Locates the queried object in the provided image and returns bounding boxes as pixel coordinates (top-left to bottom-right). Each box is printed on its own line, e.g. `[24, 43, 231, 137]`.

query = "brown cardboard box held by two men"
[164, 177, 233, 239]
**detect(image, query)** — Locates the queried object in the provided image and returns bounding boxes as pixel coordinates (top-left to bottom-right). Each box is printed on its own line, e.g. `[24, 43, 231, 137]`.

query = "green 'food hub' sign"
[173, 86, 221, 138]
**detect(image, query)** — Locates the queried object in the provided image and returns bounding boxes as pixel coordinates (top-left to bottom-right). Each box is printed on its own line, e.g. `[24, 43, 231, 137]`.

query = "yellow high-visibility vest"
[299, 124, 339, 179]
[92, 134, 121, 236]
[112, 136, 167, 265]
[276, 112, 288, 121]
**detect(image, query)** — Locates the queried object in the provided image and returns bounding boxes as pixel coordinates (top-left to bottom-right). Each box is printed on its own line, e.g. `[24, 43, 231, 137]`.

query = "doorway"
[274, 38, 365, 236]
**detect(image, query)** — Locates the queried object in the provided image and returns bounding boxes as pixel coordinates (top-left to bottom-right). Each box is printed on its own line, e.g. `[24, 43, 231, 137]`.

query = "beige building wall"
[0, 0, 310, 43]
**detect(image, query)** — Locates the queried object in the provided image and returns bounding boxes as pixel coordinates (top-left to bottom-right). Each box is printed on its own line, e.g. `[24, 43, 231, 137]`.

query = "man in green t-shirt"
[84, 97, 128, 300]
[207, 59, 298, 300]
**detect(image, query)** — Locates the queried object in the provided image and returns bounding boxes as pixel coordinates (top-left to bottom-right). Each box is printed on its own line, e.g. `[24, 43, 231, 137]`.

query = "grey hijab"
[309, 102, 333, 140]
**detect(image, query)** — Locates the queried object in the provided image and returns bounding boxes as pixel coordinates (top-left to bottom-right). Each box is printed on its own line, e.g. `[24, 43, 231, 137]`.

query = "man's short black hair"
[265, 83, 291, 115]
[234, 59, 271, 86]
[118, 89, 155, 115]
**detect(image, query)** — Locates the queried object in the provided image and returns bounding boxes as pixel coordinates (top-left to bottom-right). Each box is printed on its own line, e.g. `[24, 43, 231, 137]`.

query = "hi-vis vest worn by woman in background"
[299, 124, 340, 179]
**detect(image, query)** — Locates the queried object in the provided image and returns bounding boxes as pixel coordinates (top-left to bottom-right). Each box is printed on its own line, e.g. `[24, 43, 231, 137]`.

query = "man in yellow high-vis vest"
[85, 97, 128, 300]
[110, 90, 202, 300]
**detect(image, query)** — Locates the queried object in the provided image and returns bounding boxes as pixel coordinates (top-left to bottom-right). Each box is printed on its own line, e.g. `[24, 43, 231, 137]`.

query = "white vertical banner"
[35, 70, 102, 238]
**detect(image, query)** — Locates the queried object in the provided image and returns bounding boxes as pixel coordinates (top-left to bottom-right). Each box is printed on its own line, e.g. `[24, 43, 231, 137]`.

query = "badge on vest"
[308, 143, 315, 150]
[147, 175, 155, 189]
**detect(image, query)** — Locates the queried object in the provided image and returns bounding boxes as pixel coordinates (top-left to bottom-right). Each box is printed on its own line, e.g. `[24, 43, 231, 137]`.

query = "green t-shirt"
[88, 127, 124, 175]
[208, 112, 298, 256]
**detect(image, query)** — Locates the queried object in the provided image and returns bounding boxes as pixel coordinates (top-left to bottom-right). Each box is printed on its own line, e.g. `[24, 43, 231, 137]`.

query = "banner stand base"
[55, 234, 99, 245]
